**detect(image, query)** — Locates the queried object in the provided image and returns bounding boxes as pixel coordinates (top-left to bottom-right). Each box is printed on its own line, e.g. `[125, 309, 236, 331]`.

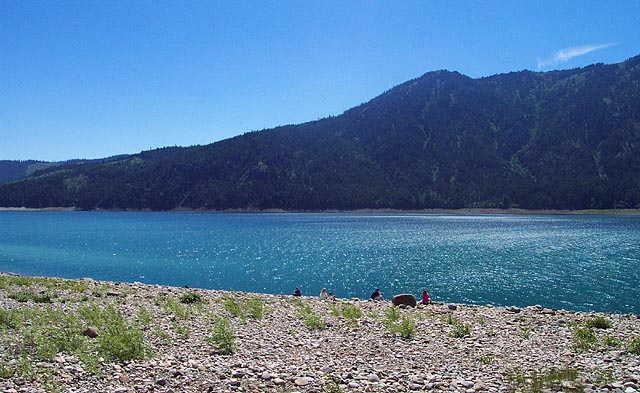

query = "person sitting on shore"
[319, 288, 328, 300]
[421, 289, 431, 305]
[293, 287, 302, 297]
[328, 292, 336, 301]
[370, 288, 384, 301]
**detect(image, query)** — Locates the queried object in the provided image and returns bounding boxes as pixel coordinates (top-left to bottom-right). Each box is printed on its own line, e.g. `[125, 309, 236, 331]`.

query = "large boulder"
[392, 294, 417, 308]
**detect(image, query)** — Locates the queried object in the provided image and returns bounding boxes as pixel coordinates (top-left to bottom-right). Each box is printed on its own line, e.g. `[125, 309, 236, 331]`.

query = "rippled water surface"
[1, 212, 638, 313]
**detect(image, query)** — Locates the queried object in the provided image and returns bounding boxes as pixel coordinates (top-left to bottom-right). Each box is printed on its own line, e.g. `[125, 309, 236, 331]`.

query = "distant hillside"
[0, 160, 51, 185]
[1, 55, 639, 210]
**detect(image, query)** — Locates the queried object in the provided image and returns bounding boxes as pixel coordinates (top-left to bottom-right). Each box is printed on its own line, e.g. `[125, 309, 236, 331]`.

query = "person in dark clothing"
[370, 288, 383, 301]
[293, 287, 302, 297]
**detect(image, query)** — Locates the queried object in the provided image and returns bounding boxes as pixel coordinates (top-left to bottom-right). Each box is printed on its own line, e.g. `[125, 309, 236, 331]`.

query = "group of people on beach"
[292, 286, 431, 304]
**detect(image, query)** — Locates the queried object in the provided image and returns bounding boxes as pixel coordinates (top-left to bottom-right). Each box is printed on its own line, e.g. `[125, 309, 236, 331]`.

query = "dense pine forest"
[1, 56, 639, 211]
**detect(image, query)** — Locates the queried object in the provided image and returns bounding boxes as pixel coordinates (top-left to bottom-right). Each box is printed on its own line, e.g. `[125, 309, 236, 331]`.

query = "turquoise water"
[0, 212, 638, 313]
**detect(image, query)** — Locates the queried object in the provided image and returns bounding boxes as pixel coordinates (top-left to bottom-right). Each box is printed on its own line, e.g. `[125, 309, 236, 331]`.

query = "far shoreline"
[1, 206, 639, 215]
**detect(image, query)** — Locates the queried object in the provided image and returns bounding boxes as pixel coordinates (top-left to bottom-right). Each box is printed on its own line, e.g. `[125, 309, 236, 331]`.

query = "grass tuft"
[179, 291, 205, 304]
[207, 316, 236, 354]
[585, 316, 612, 329]
[572, 326, 597, 352]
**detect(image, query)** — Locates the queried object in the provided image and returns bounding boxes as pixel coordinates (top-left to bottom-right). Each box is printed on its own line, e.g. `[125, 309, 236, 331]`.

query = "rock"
[82, 327, 98, 338]
[461, 380, 474, 388]
[155, 378, 167, 386]
[448, 304, 458, 311]
[273, 378, 286, 386]
[348, 382, 360, 388]
[368, 374, 381, 382]
[392, 294, 417, 307]
[294, 377, 314, 386]
[506, 306, 521, 313]
[119, 375, 131, 383]
[260, 372, 272, 380]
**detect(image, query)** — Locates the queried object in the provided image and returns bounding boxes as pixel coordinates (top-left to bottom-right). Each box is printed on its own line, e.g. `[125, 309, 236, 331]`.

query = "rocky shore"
[1, 273, 639, 393]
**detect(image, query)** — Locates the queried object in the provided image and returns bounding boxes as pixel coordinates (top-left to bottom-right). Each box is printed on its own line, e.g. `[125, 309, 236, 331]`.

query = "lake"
[0, 211, 638, 313]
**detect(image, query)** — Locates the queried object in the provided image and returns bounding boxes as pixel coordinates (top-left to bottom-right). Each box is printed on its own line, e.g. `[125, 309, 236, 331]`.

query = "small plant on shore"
[479, 356, 495, 365]
[172, 321, 190, 338]
[304, 313, 328, 329]
[94, 306, 150, 361]
[384, 306, 401, 323]
[0, 308, 21, 330]
[443, 313, 457, 325]
[207, 316, 236, 354]
[331, 303, 362, 327]
[179, 291, 205, 305]
[246, 298, 264, 320]
[507, 368, 580, 392]
[136, 306, 153, 327]
[161, 297, 192, 320]
[8, 289, 55, 303]
[0, 363, 14, 379]
[451, 321, 472, 338]
[628, 336, 640, 354]
[222, 295, 264, 321]
[572, 326, 597, 352]
[383, 307, 416, 339]
[585, 316, 612, 329]
[519, 325, 532, 339]
[323, 377, 345, 393]
[602, 335, 620, 347]
[340, 304, 363, 320]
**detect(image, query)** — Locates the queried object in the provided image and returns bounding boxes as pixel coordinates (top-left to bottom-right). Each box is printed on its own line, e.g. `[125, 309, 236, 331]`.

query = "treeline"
[1, 56, 639, 211]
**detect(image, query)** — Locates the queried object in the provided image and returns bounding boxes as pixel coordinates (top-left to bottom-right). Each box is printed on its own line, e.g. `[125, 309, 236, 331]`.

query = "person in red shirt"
[421, 289, 431, 305]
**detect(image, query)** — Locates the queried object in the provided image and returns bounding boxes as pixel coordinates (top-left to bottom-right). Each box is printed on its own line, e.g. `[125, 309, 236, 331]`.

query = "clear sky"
[2, 1, 639, 161]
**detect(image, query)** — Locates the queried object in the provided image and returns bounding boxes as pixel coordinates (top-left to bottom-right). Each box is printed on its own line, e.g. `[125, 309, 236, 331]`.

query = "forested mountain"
[1, 56, 640, 211]
[0, 160, 49, 185]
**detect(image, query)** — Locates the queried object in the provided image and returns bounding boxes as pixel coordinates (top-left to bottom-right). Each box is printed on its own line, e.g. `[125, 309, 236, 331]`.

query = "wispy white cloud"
[537, 43, 617, 69]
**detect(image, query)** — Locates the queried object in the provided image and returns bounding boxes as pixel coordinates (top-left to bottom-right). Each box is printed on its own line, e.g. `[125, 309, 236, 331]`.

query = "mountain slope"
[1, 56, 639, 210]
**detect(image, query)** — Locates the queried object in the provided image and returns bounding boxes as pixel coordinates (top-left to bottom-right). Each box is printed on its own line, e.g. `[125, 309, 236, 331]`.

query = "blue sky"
[2, 1, 639, 161]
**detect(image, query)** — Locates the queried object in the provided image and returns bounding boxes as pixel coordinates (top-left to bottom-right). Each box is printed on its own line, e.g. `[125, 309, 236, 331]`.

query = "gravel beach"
[1, 273, 639, 393]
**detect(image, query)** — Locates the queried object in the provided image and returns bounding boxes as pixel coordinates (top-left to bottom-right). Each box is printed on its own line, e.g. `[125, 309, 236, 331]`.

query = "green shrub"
[323, 377, 345, 393]
[585, 316, 612, 329]
[340, 304, 363, 320]
[0, 308, 21, 329]
[246, 298, 264, 320]
[223, 296, 243, 318]
[383, 307, 417, 339]
[19, 308, 85, 360]
[179, 291, 205, 304]
[137, 306, 153, 327]
[451, 322, 472, 338]
[207, 316, 236, 354]
[628, 336, 640, 354]
[222, 295, 264, 321]
[519, 325, 531, 339]
[480, 356, 495, 365]
[602, 335, 620, 347]
[162, 297, 192, 320]
[443, 313, 457, 325]
[96, 306, 149, 361]
[304, 313, 327, 329]
[507, 369, 579, 392]
[384, 306, 400, 323]
[8, 289, 55, 303]
[573, 326, 597, 352]
[172, 321, 190, 338]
